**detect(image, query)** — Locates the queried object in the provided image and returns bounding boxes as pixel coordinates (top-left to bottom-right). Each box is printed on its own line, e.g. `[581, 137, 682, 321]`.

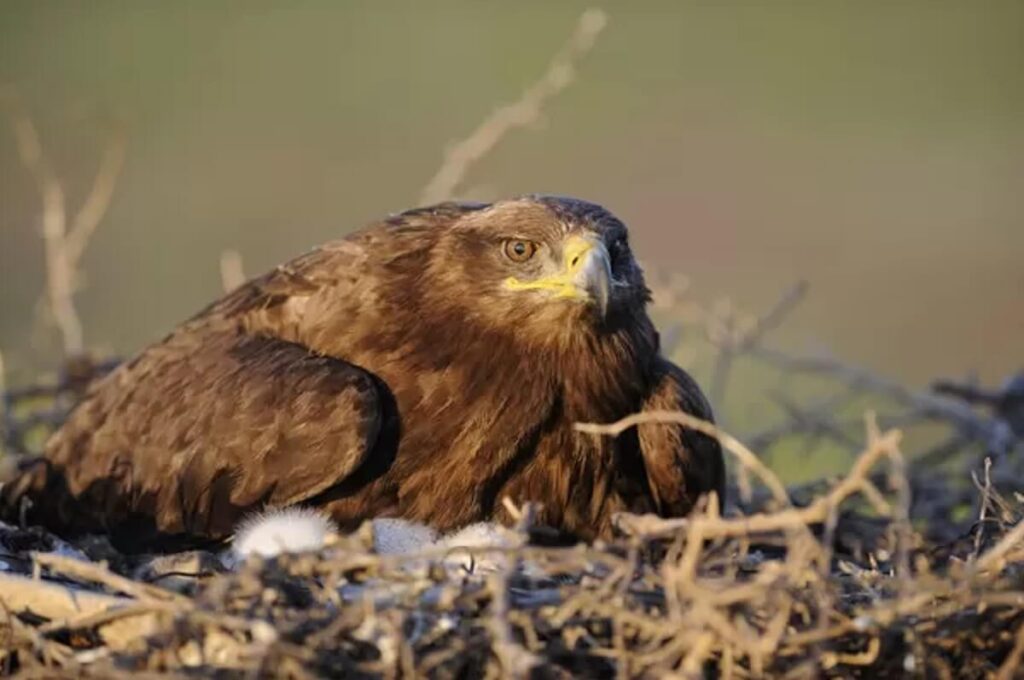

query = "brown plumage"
[2, 196, 725, 552]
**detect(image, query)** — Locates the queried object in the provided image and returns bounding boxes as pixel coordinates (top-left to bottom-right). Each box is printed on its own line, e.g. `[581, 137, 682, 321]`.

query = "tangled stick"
[32, 553, 188, 605]
[580, 415, 899, 543]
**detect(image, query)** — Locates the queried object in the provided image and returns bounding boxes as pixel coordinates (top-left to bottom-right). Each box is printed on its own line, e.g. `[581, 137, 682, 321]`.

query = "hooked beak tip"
[576, 242, 611, 320]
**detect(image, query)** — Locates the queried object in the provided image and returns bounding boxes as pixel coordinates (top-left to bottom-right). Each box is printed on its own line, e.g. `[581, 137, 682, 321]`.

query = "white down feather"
[231, 507, 337, 560]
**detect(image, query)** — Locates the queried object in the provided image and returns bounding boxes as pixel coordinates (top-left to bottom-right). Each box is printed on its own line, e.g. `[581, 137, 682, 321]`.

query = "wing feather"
[637, 359, 726, 515]
[17, 329, 382, 549]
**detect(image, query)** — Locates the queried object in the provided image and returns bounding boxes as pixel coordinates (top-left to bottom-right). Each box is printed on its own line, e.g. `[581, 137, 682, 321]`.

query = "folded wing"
[636, 359, 726, 516]
[7, 327, 383, 551]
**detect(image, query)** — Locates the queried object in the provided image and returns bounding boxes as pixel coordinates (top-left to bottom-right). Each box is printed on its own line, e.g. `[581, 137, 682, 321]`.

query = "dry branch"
[419, 8, 607, 204]
[2, 92, 126, 357]
[32, 553, 187, 605]
[707, 280, 808, 413]
[576, 409, 792, 507]
[593, 422, 901, 543]
[0, 573, 130, 622]
[0, 573, 159, 650]
[219, 249, 246, 293]
[751, 346, 1016, 457]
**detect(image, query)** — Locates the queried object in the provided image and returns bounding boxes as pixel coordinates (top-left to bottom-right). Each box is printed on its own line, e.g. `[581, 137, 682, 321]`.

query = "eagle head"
[428, 195, 651, 349]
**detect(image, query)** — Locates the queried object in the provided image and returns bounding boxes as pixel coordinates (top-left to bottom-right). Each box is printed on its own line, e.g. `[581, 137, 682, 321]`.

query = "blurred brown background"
[2, 1, 1022, 391]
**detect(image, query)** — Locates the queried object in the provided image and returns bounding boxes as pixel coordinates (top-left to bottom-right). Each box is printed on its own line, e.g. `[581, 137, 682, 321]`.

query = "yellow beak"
[505, 234, 611, 318]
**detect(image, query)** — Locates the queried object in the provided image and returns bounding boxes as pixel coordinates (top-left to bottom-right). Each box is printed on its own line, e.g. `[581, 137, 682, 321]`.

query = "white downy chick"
[231, 507, 337, 562]
[371, 518, 439, 555]
[370, 519, 523, 575]
[438, 522, 524, 574]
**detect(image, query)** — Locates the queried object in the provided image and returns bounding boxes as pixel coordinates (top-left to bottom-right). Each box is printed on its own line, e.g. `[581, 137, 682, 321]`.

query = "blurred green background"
[2, 1, 1022, 397]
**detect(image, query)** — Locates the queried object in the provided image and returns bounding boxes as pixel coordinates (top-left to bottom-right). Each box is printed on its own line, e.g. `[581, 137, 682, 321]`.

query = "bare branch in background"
[750, 346, 1017, 458]
[748, 386, 863, 454]
[645, 272, 1020, 526]
[932, 380, 1002, 407]
[219, 249, 247, 293]
[64, 129, 128, 268]
[1, 92, 127, 358]
[646, 274, 808, 416]
[934, 372, 1024, 439]
[419, 8, 607, 205]
[661, 280, 807, 504]
[707, 280, 808, 418]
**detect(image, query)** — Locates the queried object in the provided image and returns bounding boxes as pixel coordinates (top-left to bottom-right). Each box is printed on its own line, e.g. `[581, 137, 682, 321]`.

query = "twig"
[0, 572, 131, 621]
[751, 347, 1014, 456]
[996, 622, 1024, 680]
[2, 92, 126, 357]
[419, 8, 607, 204]
[0, 573, 161, 649]
[31, 553, 187, 605]
[747, 387, 863, 456]
[576, 409, 791, 506]
[972, 457, 994, 561]
[599, 424, 901, 543]
[708, 281, 808, 414]
[973, 519, 1024, 575]
[702, 282, 807, 502]
[679, 631, 715, 678]
[63, 126, 127, 269]
[220, 249, 247, 293]
[932, 379, 1001, 407]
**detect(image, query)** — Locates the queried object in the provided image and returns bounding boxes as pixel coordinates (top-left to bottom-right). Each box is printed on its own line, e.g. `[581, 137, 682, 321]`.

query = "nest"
[0, 416, 1021, 678]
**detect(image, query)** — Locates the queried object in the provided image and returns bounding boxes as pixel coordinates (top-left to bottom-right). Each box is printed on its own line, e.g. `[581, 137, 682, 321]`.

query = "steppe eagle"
[2, 196, 725, 552]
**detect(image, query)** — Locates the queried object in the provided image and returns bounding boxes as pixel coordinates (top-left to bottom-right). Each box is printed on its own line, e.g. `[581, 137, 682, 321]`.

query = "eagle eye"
[502, 239, 538, 263]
